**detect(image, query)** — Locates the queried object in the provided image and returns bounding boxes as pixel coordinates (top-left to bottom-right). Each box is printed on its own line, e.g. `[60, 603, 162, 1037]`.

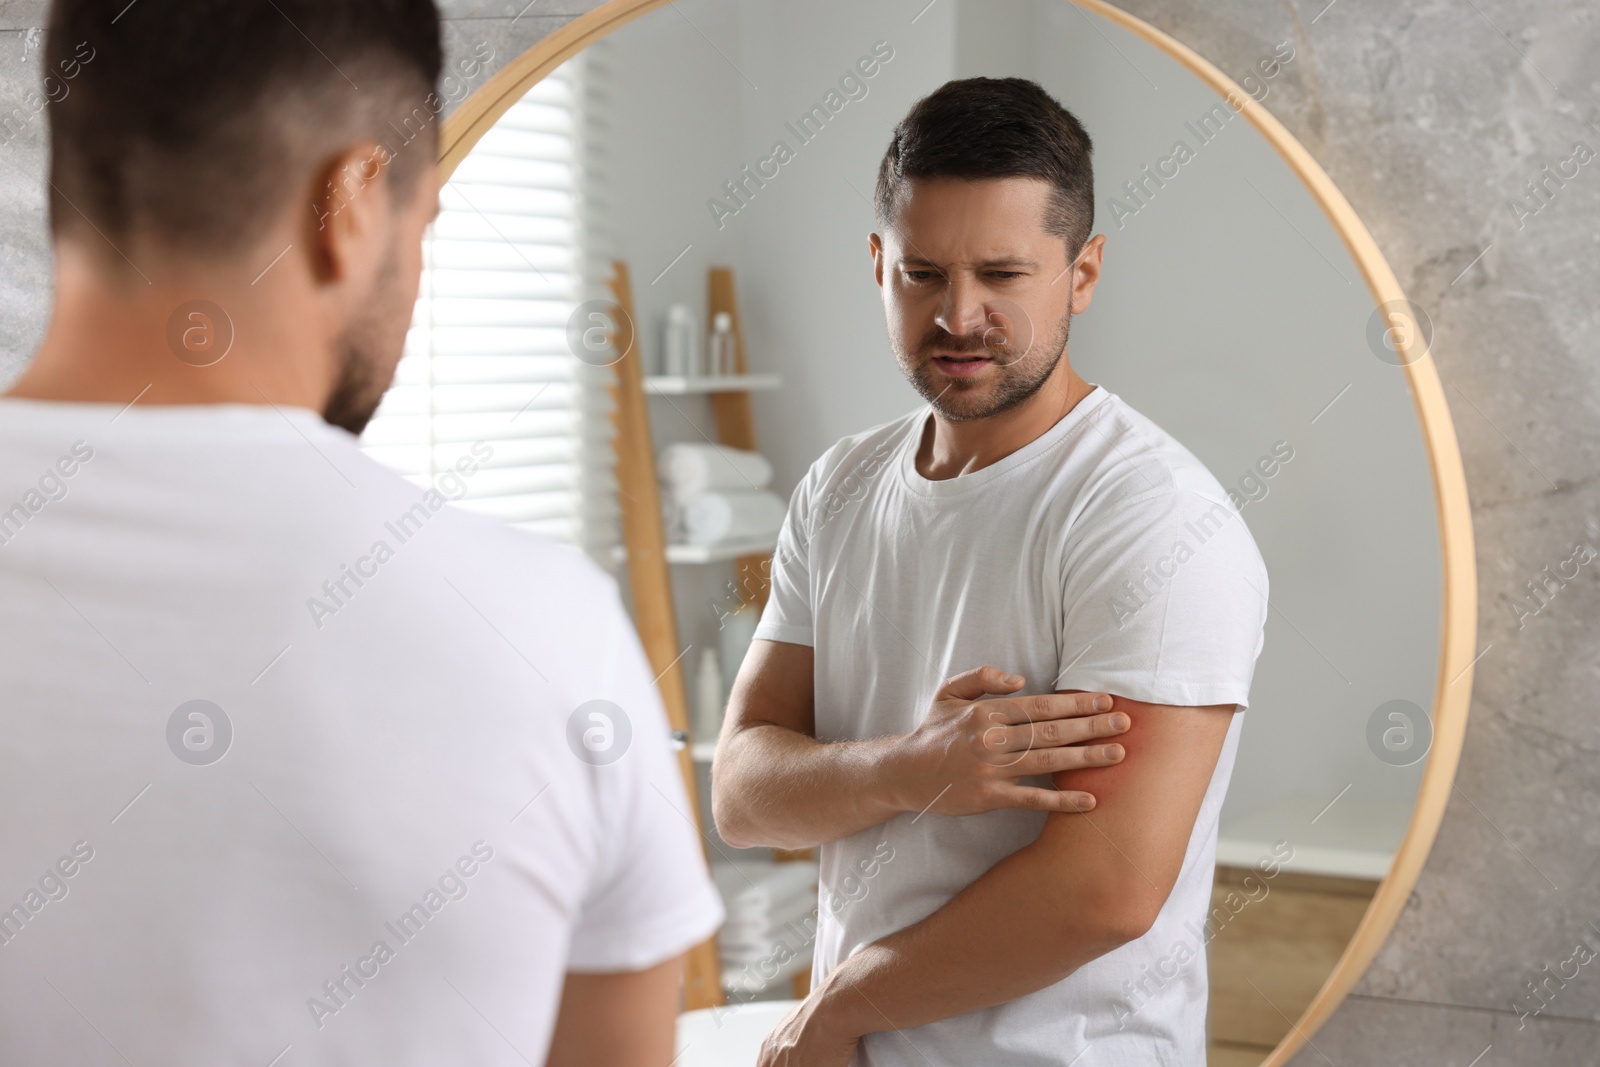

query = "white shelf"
[613, 536, 777, 565]
[645, 374, 782, 395]
[668, 537, 777, 563]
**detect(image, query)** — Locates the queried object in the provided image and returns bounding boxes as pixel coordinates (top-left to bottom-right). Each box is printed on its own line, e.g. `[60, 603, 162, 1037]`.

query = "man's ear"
[306, 141, 395, 287]
[869, 231, 884, 289]
[1069, 233, 1107, 314]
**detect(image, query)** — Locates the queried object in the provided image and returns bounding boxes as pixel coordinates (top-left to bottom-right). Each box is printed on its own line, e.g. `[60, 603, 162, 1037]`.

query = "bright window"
[360, 47, 620, 567]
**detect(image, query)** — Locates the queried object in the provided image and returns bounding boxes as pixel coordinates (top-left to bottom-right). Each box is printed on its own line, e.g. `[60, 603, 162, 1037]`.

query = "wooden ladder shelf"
[605, 261, 779, 1012]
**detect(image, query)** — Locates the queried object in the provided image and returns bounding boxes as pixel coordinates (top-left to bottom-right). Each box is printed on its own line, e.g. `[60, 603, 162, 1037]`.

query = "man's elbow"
[710, 780, 757, 850]
[712, 771, 812, 851]
[1055, 884, 1163, 952]
[1108, 897, 1161, 944]
[708, 758, 748, 848]
[1032, 910, 1148, 978]
[708, 733, 765, 850]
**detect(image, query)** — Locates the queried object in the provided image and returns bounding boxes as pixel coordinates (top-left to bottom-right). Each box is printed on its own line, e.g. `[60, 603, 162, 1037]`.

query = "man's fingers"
[997, 785, 1098, 813]
[1011, 740, 1126, 774]
[981, 690, 1115, 727]
[938, 664, 1025, 702]
[981, 708, 1128, 752]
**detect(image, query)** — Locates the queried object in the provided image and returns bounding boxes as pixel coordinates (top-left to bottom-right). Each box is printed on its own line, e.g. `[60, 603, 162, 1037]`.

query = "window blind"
[360, 45, 621, 567]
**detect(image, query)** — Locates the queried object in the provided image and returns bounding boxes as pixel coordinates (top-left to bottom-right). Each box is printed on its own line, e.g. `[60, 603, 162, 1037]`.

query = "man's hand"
[889, 665, 1130, 817]
[715, 643, 1132, 850]
[754, 990, 860, 1067]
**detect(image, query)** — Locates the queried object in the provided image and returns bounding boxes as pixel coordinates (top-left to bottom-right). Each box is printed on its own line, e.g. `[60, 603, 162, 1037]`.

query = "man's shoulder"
[436, 505, 615, 587]
[1063, 392, 1266, 582]
[801, 407, 923, 497]
[370, 473, 622, 614]
[279, 431, 627, 649]
[1069, 391, 1235, 519]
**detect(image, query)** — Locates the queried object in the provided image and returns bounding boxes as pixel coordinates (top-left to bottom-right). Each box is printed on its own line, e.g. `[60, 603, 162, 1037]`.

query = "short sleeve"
[751, 466, 817, 647]
[565, 592, 725, 971]
[1054, 488, 1269, 709]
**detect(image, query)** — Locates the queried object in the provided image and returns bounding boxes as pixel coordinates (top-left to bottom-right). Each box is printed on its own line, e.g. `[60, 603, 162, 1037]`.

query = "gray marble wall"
[2, 1, 1595, 1063]
[1107, 4, 1600, 1065]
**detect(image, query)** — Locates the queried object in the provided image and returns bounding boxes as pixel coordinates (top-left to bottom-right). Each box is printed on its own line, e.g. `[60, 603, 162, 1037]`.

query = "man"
[713, 78, 1269, 1066]
[0, 2, 721, 1064]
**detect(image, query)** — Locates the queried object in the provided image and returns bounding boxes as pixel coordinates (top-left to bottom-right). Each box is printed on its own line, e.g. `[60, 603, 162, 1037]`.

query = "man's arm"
[758, 693, 1236, 1062]
[712, 640, 1130, 850]
[543, 954, 683, 1067]
[712, 638, 888, 849]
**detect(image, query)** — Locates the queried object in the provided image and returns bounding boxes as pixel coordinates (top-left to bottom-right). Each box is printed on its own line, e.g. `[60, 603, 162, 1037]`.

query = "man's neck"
[916, 361, 1095, 481]
[7, 240, 330, 412]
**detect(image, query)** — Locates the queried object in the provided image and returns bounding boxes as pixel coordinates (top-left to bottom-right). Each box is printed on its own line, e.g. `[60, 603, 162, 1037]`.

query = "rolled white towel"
[660, 494, 685, 542]
[718, 889, 822, 957]
[659, 442, 773, 499]
[720, 923, 815, 965]
[711, 860, 819, 925]
[682, 489, 787, 545]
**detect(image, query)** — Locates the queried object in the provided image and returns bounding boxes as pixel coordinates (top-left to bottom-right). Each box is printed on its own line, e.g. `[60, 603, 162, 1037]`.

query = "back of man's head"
[45, 0, 442, 265]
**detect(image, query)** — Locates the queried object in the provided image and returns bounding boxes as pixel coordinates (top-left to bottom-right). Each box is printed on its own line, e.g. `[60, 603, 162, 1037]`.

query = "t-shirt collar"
[896, 384, 1111, 498]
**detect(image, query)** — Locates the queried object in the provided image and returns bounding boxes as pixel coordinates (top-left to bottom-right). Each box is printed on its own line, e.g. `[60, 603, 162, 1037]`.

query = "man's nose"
[935, 275, 990, 342]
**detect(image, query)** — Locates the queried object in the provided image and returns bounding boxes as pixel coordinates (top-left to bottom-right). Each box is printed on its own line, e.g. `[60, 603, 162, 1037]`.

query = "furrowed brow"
[899, 256, 1041, 269]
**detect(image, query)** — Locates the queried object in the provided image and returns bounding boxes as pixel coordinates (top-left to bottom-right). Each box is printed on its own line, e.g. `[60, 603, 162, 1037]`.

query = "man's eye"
[989, 271, 1023, 280]
[904, 270, 937, 282]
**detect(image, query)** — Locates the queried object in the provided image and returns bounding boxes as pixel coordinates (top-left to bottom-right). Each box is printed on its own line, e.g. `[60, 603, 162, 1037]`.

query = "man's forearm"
[809, 833, 1142, 1039]
[712, 723, 909, 849]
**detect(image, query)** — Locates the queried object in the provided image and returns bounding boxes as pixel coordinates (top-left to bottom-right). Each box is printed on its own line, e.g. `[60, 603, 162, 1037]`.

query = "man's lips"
[931, 353, 992, 377]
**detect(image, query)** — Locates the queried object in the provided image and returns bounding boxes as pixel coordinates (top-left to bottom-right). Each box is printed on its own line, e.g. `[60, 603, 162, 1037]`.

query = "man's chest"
[806, 490, 1075, 738]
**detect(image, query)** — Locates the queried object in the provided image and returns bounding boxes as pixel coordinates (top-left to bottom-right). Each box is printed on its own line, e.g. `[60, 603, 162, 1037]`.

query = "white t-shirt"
[753, 385, 1268, 1067]
[0, 399, 723, 1066]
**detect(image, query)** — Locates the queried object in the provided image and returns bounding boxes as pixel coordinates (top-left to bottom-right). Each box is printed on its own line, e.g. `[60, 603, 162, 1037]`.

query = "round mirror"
[430, 2, 1475, 1063]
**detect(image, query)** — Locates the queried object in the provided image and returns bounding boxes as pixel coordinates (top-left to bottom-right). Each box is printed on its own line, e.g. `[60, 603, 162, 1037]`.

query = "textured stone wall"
[2, 1, 1595, 1062]
[1106, 4, 1600, 1063]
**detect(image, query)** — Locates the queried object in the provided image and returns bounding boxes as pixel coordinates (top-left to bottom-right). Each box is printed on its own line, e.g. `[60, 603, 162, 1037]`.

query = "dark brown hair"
[44, 0, 443, 256]
[875, 77, 1095, 256]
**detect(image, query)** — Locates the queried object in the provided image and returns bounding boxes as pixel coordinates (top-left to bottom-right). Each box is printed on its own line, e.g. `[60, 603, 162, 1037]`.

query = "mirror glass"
[440, 1, 1445, 1061]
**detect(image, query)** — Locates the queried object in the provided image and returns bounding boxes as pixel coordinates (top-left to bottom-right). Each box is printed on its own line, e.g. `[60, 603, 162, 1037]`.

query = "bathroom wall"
[1, 0, 1596, 1061]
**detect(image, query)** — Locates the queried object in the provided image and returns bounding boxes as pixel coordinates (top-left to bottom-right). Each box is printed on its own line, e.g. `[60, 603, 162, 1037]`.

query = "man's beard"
[897, 300, 1073, 423]
[323, 237, 406, 436]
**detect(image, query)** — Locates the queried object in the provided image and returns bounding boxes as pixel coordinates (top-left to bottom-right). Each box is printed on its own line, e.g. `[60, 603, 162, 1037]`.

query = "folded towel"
[661, 494, 685, 542]
[711, 860, 819, 925]
[714, 860, 822, 966]
[683, 489, 787, 545]
[718, 890, 821, 957]
[720, 922, 816, 965]
[722, 940, 812, 993]
[659, 443, 773, 499]
[720, 874, 821, 934]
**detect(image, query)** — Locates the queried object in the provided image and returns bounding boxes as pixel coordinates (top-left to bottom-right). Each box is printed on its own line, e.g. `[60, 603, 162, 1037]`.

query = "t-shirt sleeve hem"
[565, 887, 727, 974]
[1054, 672, 1253, 710]
[750, 622, 814, 647]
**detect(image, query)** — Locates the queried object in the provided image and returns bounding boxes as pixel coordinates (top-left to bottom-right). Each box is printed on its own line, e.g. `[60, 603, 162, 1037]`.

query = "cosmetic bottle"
[708, 311, 735, 377]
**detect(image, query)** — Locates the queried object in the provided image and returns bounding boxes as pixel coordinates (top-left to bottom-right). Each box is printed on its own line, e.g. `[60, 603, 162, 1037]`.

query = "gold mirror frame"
[435, 2, 1477, 1062]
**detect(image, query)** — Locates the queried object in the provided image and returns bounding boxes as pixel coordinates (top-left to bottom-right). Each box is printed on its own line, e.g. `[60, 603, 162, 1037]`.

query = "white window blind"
[360, 45, 621, 567]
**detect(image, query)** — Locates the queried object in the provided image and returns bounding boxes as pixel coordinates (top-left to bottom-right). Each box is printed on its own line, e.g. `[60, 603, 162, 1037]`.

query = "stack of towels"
[711, 860, 820, 993]
[658, 443, 788, 546]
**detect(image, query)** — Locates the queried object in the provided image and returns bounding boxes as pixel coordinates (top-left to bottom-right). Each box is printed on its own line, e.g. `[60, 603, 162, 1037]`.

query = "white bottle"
[693, 647, 725, 745]
[663, 304, 696, 377]
[708, 311, 735, 378]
